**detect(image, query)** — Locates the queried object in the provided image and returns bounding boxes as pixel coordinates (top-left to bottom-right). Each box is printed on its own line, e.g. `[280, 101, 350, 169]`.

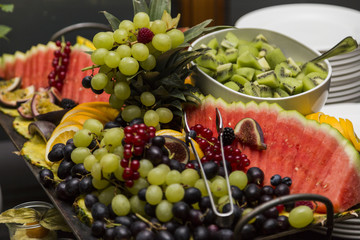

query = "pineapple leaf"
[168, 90, 186, 101]
[169, 99, 183, 111]
[101, 11, 121, 31]
[149, 0, 171, 21]
[155, 47, 184, 71]
[182, 19, 213, 44]
[133, 0, 149, 15]
[152, 85, 169, 96]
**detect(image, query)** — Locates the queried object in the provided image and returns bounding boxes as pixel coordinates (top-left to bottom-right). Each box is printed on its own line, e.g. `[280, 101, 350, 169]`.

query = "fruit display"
[194, 31, 329, 98]
[0, 0, 359, 240]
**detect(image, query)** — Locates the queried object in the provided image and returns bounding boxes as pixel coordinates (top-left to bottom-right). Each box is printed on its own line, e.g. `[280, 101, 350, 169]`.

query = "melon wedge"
[185, 94, 360, 213]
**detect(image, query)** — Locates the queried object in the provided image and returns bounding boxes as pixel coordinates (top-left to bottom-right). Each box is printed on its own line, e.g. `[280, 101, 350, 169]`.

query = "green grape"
[181, 168, 200, 187]
[157, 164, 171, 174]
[288, 206, 314, 228]
[242, 208, 255, 223]
[210, 177, 228, 197]
[138, 159, 154, 178]
[130, 195, 146, 216]
[109, 94, 124, 109]
[167, 29, 185, 48]
[93, 32, 114, 50]
[104, 80, 115, 94]
[102, 171, 112, 180]
[150, 20, 167, 34]
[165, 170, 182, 185]
[102, 127, 124, 147]
[71, 147, 91, 164]
[119, 20, 135, 33]
[143, 110, 160, 127]
[91, 73, 109, 90]
[114, 166, 125, 181]
[100, 153, 120, 173]
[121, 105, 142, 122]
[112, 194, 131, 216]
[152, 33, 172, 52]
[99, 64, 112, 74]
[229, 170, 248, 190]
[83, 154, 98, 172]
[98, 186, 117, 206]
[127, 177, 149, 195]
[165, 183, 184, 203]
[113, 28, 128, 44]
[91, 48, 108, 65]
[112, 145, 124, 158]
[73, 129, 93, 148]
[119, 57, 139, 76]
[194, 179, 210, 196]
[140, 92, 155, 107]
[133, 12, 150, 29]
[139, 54, 156, 71]
[146, 42, 159, 55]
[156, 200, 173, 222]
[147, 167, 166, 185]
[218, 196, 233, 211]
[114, 81, 131, 100]
[131, 43, 149, 61]
[116, 45, 132, 58]
[104, 51, 121, 68]
[156, 107, 173, 124]
[146, 185, 163, 205]
[83, 119, 103, 137]
[91, 162, 103, 180]
[93, 147, 108, 161]
[92, 178, 109, 190]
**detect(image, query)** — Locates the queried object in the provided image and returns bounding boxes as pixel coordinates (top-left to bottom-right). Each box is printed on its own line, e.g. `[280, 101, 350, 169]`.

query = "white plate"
[235, 4, 360, 51]
[332, 62, 360, 77]
[328, 85, 360, 98]
[330, 76, 360, 87]
[329, 47, 360, 61]
[322, 103, 360, 134]
[331, 59, 360, 72]
[331, 69, 360, 81]
[330, 80, 360, 92]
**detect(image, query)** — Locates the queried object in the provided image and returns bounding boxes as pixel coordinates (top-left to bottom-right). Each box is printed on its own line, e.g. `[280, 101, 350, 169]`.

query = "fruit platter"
[1, 1, 360, 239]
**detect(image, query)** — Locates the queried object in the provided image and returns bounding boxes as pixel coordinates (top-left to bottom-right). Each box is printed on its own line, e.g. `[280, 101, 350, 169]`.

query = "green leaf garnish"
[101, 11, 121, 31]
[0, 4, 14, 13]
[0, 25, 11, 39]
[132, 0, 149, 15]
[149, 0, 171, 21]
[39, 208, 71, 232]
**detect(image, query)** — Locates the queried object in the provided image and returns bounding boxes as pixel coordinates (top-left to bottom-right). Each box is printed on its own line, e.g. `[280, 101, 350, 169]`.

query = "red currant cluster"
[190, 124, 250, 171]
[48, 40, 71, 92]
[120, 123, 156, 187]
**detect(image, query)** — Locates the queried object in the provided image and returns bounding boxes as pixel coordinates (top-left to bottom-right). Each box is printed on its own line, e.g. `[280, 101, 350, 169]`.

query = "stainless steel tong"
[183, 108, 234, 217]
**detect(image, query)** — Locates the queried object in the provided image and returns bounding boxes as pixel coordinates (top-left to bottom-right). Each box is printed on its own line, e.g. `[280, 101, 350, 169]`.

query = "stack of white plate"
[235, 3, 360, 104]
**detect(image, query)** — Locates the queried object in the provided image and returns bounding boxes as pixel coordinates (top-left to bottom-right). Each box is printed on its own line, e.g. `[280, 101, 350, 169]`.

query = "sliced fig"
[48, 86, 62, 104]
[17, 99, 34, 119]
[234, 117, 267, 150]
[163, 135, 190, 163]
[31, 90, 63, 117]
[28, 120, 56, 142]
[0, 85, 35, 108]
[0, 76, 21, 92]
[34, 109, 69, 125]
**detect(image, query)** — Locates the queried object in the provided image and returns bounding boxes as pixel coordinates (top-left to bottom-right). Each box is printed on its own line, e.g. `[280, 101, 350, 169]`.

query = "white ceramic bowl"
[189, 28, 332, 115]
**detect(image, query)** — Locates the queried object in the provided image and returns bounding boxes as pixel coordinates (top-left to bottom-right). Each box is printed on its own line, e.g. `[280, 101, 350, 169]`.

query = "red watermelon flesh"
[13, 51, 26, 80]
[185, 94, 360, 213]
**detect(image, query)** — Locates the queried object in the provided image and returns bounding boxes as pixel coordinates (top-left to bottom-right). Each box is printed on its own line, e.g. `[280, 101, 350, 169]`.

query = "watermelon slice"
[185, 94, 360, 213]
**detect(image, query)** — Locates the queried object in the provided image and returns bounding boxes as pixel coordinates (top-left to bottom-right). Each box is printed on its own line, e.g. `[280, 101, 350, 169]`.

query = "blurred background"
[0, 0, 360, 238]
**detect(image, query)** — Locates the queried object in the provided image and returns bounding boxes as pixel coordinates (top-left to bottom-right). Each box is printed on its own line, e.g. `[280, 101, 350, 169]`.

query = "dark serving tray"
[0, 110, 357, 240]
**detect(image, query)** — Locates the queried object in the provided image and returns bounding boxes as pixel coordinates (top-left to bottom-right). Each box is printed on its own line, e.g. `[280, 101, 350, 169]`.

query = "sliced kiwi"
[280, 77, 303, 95]
[224, 32, 239, 48]
[207, 38, 219, 50]
[257, 57, 271, 71]
[216, 63, 233, 82]
[238, 44, 259, 57]
[196, 52, 218, 71]
[230, 74, 250, 86]
[221, 39, 236, 49]
[265, 48, 287, 69]
[281, 58, 301, 76]
[237, 51, 262, 70]
[302, 72, 326, 91]
[225, 48, 238, 63]
[224, 81, 240, 92]
[198, 66, 216, 78]
[258, 84, 273, 98]
[273, 87, 290, 98]
[301, 62, 327, 75]
[243, 82, 260, 97]
[255, 70, 280, 88]
[235, 67, 255, 80]
[274, 64, 292, 81]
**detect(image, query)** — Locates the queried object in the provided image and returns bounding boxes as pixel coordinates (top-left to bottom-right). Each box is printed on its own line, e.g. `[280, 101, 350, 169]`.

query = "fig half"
[234, 117, 267, 150]
[163, 135, 190, 164]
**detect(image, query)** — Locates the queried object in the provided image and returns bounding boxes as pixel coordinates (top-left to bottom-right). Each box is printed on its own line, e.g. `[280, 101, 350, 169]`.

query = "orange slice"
[305, 112, 324, 121]
[319, 115, 346, 137]
[61, 111, 109, 125]
[345, 119, 360, 151]
[156, 129, 204, 160]
[62, 102, 119, 122]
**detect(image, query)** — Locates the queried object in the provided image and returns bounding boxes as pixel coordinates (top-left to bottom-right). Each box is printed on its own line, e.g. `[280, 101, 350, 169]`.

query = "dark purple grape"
[88, 139, 97, 150]
[114, 114, 128, 127]
[79, 176, 94, 194]
[63, 144, 75, 161]
[129, 118, 144, 126]
[138, 188, 147, 201]
[207, 224, 219, 240]
[262, 218, 279, 235]
[284, 202, 295, 212]
[104, 121, 122, 129]
[214, 229, 234, 240]
[169, 159, 182, 171]
[82, 76, 92, 88]
[282, 176, 292, 186]
[55, 181, 71, 200]
[264, 206, 279, 219]
[136, 229, 155, 240]
[274, 183, 290, 196]
[162, 155, 170, 165]
[254, 214, 266, 231]
[202, 161, 219, 179]
[39, 169, 54, 188]
[91, 202, 109, 221]
[183, 187, 202, 205]
[193, 226, 210, 240]
[189, 160, 200, 170]
[174, 225, 191, 240]
[155, 230, 174, 240]
[203, 208, 215, 225]
[113, 225, 131, 240]
[240, 224, 256, 240]
[131, 221, 148, 237]
[161, 146, 169, 157]
[199, 196, 211, 212]
[150, 136, 165, 147]
[65, 177, 80, 197]
[246, 167, 264, 185]
[144, 203, 156, 217]
[244, 183, 262, 202]
[172, 201, 190, 222]
[230, 185, 244, 204]
[163, 220, 179, 234]
[71, 163, 89, 178]
[259, 194, 273, 204]
[91, 86, 104, 94]
[103, 227, 116, 240]
[84, 193, 98, 209]
[66, 138, 74, 146]
[270, 174, 282, 186]
[189, 209, 203, 226]
[145, 145, 163, 165]
[277, 215, 290, 231]
[48, 146, 64, 162]
[57, 160, 74, 179]
[91, 220, 105, 238]
[114, 216, 133, 228]
[261, 185, 274, 196]
[108, 203, 117, 220]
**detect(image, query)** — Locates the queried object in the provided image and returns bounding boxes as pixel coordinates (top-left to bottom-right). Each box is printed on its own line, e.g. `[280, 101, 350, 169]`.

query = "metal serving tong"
[183, 108, 234, 217]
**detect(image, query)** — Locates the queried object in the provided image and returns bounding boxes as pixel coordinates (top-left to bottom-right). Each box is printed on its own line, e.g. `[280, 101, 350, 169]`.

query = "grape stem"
[135, 213, 166, 231]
